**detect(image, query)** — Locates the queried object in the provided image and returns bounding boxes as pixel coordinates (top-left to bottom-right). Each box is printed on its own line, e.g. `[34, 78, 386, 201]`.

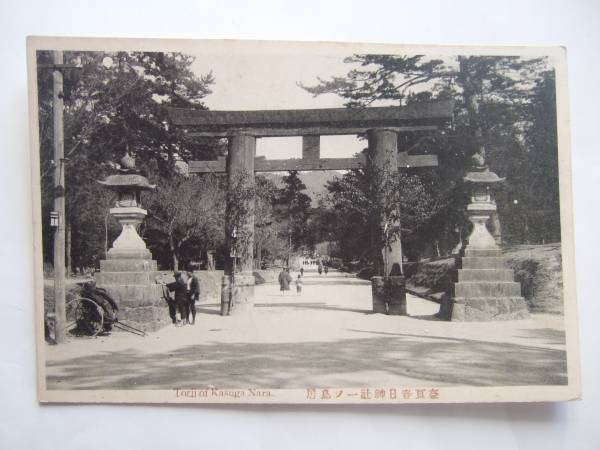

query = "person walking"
[324, 264, 329, 276]
[295, 274, 303, 295]
[166, 271, 188, 325]
[278, 267, 292, 295]
[186, 270, 200, 325]
[300, 267, 304, 277]
[318, 264, 323, 276]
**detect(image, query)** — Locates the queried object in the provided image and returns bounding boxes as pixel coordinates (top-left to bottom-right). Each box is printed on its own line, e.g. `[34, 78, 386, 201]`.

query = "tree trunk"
[256, 242, 262, 269]
[459, 57, 484, 157]
[169, 234, 178, 270]
[207, 249, 215, 271]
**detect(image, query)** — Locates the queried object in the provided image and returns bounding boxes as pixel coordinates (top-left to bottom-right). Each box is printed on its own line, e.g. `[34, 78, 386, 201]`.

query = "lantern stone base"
[96, 257, 171, 332]
[220, 272, 255, 316]
[371, 276, 407, 315]
[106, 206, 152, 261]
[440, 248, 529, 321]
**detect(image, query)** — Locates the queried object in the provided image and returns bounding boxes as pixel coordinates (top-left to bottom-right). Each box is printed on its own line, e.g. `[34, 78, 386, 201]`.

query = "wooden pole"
[65, 220, 71, 276]
[52, 50, 67, 343]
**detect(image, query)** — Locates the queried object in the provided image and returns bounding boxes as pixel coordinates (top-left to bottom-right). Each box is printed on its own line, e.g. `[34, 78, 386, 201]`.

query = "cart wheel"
[67, 297, 104, 337]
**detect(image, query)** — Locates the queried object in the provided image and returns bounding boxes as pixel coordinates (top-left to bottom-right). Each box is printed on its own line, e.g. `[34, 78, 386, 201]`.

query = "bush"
[511, 259, 540, 302]
[356, 266, 376, 280]
[505, 245, 563, 314]
[408, 258, 456, 293]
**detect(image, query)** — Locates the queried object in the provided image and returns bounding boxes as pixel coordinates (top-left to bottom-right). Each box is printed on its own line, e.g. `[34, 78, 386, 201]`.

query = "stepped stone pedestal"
[441, 216, 529, 321]
[95, 256, 170, 332]
[94, 207, 170, 331]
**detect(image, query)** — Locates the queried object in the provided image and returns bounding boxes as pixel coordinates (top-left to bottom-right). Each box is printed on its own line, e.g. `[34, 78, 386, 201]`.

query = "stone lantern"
[441, 152, 529, 321]
[463, 152, 505, 252]
[95, 153, 170, 331]
[98, 153, 155, 259]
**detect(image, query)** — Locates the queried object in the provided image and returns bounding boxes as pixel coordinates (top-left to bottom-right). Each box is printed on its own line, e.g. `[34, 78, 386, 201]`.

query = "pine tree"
[302, 53, 556, 256]
[37, 51, 218, 270]
[275, 171, 313, 260]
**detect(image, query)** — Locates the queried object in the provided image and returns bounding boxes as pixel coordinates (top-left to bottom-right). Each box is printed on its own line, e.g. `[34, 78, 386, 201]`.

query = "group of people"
[157, 271, 200, 326]
[317, 263, 329, 276]
[278, 260, 334, 295]
[278, 268, 303, 295]
[159, 262, 332, 319]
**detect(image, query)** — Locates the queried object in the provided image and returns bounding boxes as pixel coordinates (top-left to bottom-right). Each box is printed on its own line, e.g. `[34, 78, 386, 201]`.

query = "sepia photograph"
[28, 37, 580, 404]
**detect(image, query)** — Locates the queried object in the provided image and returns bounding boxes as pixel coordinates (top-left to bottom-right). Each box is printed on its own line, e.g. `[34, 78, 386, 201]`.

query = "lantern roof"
[98, 151, 156, 191]
[464, 168, 505, 184]
[98, 172, 156, 191]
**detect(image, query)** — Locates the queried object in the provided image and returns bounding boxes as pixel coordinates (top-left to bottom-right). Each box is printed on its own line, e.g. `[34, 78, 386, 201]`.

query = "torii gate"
[167, 99, 454, 314]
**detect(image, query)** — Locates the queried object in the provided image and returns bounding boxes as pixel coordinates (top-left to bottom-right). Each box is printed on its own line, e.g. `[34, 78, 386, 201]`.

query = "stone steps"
[100, 259, 158, 272]
[98, 283, 164, 308]
[453, 281, 522, 298]
[458, 269, 514, 282]
[97, 256, 171, 332]
[444, 219, 528, 321]
[461, 256, 506, 269]
[449, 296, 529, 321]
[107, 249, 153, 260]
[117, 305, 172, 332]
[95, 271, 160, 286]
[464, 249, 502, 258]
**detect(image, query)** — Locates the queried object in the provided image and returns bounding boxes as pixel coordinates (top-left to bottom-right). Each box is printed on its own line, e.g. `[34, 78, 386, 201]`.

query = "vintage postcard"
[28, 36, 580, 404]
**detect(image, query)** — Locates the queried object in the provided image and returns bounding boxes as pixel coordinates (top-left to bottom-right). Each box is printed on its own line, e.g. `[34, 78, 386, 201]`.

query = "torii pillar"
[221, 132, 256, 315]
[368, 128, 407, 315]
[368, 129, 403, 274]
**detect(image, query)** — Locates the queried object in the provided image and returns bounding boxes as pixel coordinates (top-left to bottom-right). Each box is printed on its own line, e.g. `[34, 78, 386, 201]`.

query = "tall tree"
[496, 69, 561, 244]
[275, 171, 313, 259]
[303, 54, 555, 254]
[526, 70, 560, 243]
[323, 167, 439, 267]
[254, 175, 288, 267]
[36, 50, 219, 270]
[145, 173, 225, 270]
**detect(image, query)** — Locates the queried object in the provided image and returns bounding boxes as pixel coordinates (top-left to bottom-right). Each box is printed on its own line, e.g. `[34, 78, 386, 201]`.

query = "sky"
[186, 48, 553, 162]
[190, 51, 368, 159]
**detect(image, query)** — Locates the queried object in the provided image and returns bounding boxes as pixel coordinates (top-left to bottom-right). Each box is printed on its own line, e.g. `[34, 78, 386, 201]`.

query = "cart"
[64, 282, 146, 337]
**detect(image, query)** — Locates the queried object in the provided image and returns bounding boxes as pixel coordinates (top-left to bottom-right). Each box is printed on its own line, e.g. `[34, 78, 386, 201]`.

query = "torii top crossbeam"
[167, 100, 454, 137]
[165, 99, 454, 173]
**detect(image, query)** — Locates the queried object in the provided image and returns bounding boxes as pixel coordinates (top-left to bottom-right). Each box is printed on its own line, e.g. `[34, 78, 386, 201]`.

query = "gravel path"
[45, 269, 567, 390]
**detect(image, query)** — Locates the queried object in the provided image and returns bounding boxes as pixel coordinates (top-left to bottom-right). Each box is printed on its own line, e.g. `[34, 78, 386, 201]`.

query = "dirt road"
[45, 269, 567, 390]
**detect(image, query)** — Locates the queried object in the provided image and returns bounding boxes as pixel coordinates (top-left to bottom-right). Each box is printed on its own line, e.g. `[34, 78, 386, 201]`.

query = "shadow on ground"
[300, 278, 370, 286]
[47, 330, 567, 390]
[513, 327, 567, 346]
[254, 302, 373, 315]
